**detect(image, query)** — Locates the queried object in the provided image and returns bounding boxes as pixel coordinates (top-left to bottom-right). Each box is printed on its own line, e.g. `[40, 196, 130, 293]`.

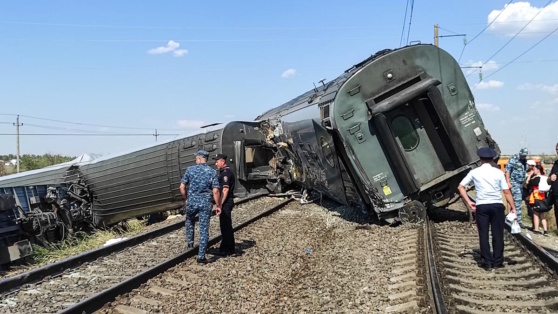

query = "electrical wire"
[483, 25, 558, 80]
[23, 123, 127, 134]
[474, 0, 553, 74]
[405, 0, 416, 45]
[458, 0, 514, 62]
[0, 21, 398, 31]
[438, 26, 461, 35]
[15, 114, 183, 131]
[399, 0, 410, 47]
[0, 133, 179, 136]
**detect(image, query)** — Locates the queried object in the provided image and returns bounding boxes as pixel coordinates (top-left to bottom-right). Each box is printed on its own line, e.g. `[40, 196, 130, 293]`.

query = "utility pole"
[154, 129, 158, 142]
[434, 24, 439, 47]
[13, 115, 22, 173]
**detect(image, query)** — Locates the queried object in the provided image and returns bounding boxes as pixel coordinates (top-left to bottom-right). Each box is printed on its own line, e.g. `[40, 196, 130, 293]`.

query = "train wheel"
[398, 201, 426, 224]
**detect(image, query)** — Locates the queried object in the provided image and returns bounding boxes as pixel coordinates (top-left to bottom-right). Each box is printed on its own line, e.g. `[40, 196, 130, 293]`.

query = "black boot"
[197, 257, 208, 264]
[187, 243, 194, 249]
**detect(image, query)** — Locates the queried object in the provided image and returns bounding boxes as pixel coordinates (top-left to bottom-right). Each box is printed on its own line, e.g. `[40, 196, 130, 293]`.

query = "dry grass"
[31, 219, 147, 265]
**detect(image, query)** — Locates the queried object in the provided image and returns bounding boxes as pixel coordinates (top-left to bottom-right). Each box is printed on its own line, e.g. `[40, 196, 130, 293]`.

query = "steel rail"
[0, 192, 268, 294]
[424, 216, 447, 314]
[504, 220, 558, 274]
[59, 197, 293, 314]
[466, 192, 558, 273]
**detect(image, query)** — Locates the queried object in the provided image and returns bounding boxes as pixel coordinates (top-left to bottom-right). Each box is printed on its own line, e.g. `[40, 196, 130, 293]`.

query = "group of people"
[458, 142, 558, 271]
[179, 150, 236, 264]
[505, 147, 556, 234]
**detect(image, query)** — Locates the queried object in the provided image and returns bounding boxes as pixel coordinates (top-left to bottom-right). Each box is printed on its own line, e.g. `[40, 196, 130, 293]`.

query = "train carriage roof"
[255, 48, 398, 121]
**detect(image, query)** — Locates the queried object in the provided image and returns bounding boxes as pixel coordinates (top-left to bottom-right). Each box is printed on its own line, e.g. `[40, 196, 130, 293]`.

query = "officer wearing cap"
[180, 150, 221, 264]
[213, 153, 236, 256]
[505, 147, 529, 226]
[458, 147, 516, 270]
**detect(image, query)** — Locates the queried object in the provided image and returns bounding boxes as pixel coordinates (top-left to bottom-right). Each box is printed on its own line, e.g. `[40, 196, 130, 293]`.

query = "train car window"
[392, 115, 419, 151]
[320, 105, 330, 120]
[320, 137, 335, 167]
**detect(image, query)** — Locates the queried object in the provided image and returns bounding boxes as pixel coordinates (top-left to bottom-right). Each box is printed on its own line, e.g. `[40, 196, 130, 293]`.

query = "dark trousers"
[476, 203, 505, 267]
[219, 201, 235, 254]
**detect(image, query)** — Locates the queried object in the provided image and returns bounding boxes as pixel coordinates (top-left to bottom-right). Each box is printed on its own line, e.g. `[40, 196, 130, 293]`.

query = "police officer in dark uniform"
[180, 150, 221, 264]
[213, 153, 236, 256]
[458, 147, 516, 270]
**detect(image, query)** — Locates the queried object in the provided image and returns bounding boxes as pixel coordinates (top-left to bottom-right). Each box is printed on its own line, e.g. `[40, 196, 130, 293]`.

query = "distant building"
[4, 159, 18, 167]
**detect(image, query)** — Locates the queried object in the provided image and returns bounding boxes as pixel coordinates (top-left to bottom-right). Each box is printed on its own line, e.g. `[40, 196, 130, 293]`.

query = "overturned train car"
[256, 44, 499, 223]
[0, 121, 280, 264]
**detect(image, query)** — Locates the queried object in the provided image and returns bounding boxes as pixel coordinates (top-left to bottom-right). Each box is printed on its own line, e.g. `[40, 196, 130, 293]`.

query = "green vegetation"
[31, 219, 147, 265]
[0, 153, 75, 176]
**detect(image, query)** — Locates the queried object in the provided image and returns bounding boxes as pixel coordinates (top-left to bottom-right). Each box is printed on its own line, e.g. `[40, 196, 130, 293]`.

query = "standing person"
[548, 142, 558, 225]
[213, 153, 236, 256]
[524, 160, 536, 224]
[458, 147, 516, 271]
[180, 150, 221, 264]
[505, 147, 529, 227]
[526, 165, 549, 235]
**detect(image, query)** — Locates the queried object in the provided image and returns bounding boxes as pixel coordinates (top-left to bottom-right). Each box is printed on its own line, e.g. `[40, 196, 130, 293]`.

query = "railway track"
[5, 191, 558, 313]
[426, 203, 558, 313]
[93, 200, 426, 313]
[0, 195, 287, 313]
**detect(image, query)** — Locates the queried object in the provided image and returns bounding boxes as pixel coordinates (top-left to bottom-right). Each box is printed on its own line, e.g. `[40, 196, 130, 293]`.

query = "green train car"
[257, 44, 499, 223]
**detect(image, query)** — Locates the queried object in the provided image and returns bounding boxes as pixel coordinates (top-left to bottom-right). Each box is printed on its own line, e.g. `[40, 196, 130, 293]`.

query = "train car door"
[384, 103, 445, 185]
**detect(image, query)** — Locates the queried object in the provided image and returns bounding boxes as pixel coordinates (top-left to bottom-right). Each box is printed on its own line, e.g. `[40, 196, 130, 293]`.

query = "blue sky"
[1, 1, 557, 157]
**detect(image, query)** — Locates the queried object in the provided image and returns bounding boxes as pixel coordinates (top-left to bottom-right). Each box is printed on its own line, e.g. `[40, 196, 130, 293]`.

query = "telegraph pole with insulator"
[13, 115, 23, 173]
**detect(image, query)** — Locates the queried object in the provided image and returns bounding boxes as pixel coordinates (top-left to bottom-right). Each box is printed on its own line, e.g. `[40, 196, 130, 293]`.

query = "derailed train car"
[256, 44, 499, 223]
[0, 44, 498, 264]
[0, 122, 279, 263]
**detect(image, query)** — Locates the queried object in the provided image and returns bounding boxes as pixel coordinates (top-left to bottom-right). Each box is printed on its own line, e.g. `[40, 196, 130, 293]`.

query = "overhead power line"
[0, 133, 180, 136]
[4, 18, 557, 30]
[480, 0, 553, 67]
[458, 0, 514, 62]
[466, 0, 554, 80]
[23, 123, 127, 134]
[483, 25, 558, 80]
[405, 0, 416, 46]
[400, 0, 411, 47]
[7, 114, 184, 131]
[0, 21, 401, 31]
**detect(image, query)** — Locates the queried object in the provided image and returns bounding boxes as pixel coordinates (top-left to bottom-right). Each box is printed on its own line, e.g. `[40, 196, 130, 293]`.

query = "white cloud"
[476, 103, 501, 112]
[488, 1, 558, 37]
[148, 40, 187, 57]
[176, 120, 206, 129]
[528, 99, 558, 112]
[474, 80, 504, 90]
[517, 83, 558, 93]
[281, 69, 296, 78]
[173, 49, 188, 57]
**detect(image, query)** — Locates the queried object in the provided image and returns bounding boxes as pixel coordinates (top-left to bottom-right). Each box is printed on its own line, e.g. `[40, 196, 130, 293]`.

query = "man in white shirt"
[458, 147, 516, 270]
